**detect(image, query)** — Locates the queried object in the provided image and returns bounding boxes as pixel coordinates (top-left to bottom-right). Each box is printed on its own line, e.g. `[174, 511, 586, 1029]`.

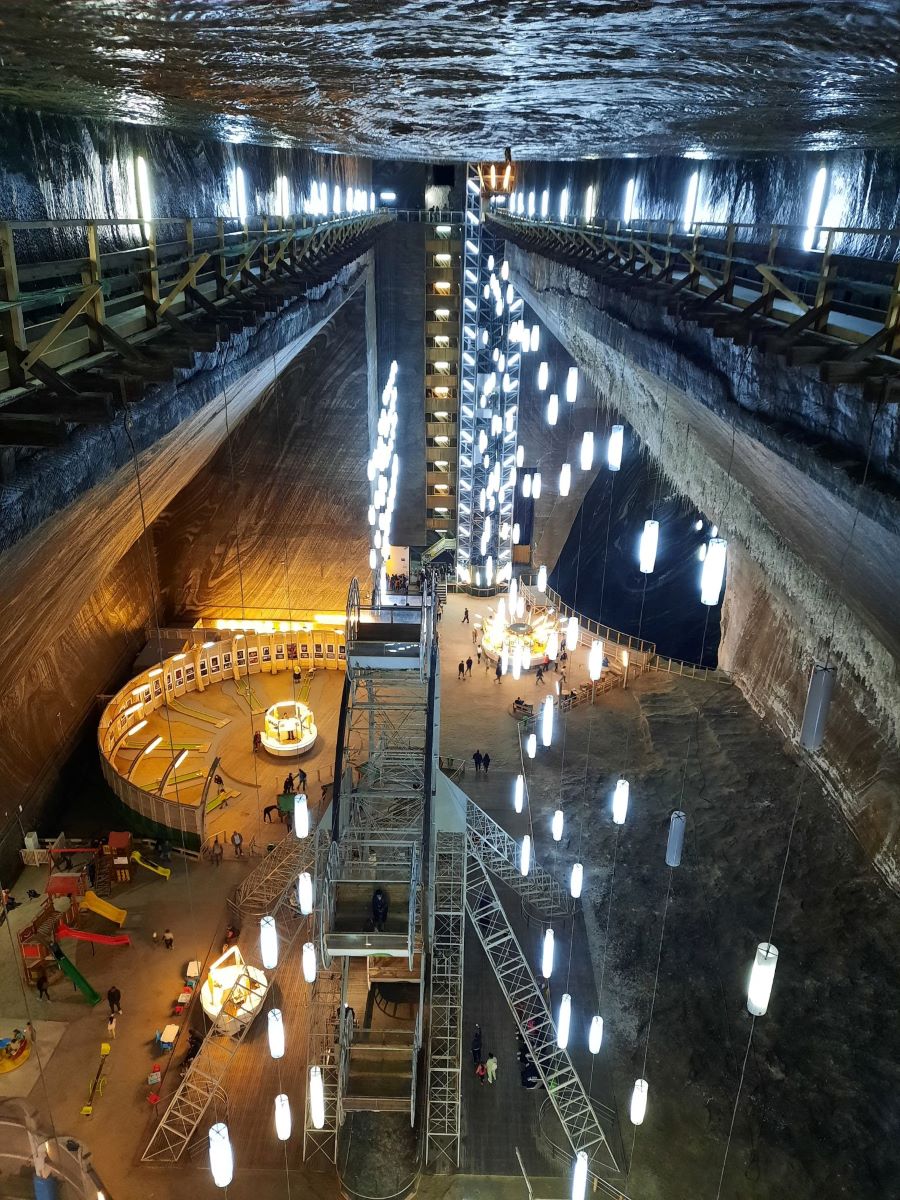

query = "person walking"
[462, 607, 470, 624]
[482, 752, 491, 777]
[535, 665, 545, 685]
[214, 773, 225, 794]
[35, 970, 50, 1002]
[25, 1020, 35, 1044]
[212, 836, 223, 867]
[231, 830, 243, 858]
[163, 929, 175, 951]
[486, 1052, 498, 1084]
[495, 662, 502, 684]
[458, 660, 465, 680]
[475, 1060, 487, 1085]
[465, 656, 473, 677]
[107, 1014, 117, 1039]
[476, 646, 482, 665]
[471, 1023, 482, 1065]
[372, 888, 389, 933]
[107, 985, 122, 1015]
[472, 750, 483, 775]
[284, 773, 294, 795]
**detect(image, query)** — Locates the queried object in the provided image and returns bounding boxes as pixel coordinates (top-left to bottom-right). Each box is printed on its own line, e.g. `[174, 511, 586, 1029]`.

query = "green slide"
[50, 942, 101, 1006]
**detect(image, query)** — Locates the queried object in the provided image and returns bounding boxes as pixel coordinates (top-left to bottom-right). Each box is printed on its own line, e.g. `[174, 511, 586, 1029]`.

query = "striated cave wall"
[509, 245, 900, 890]
[152, 290, 371, 618]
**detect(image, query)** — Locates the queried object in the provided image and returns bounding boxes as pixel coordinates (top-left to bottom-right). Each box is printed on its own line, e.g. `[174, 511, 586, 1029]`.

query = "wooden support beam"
[0, 221, 27, 387]
[760, 304, 831, 354]
[25, 359, 117, 412]
[0, 417, 68, 447]
[185, 285, 244, 330]
[83, 317, 175, 380]
[225, 239, 262, 286]
[1, 391, 113, 424]
[155, 253, 211, 318]
[21, 284, 101, 372]
[755, 265, 809, 313]
[159, 310, 219, 351]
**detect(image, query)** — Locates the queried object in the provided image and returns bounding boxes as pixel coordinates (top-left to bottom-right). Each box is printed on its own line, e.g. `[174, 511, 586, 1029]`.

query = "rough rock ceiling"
[0, 0, 898, 158]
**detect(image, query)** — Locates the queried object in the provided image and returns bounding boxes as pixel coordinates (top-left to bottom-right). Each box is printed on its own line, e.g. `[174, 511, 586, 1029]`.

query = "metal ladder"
[466, 798, 572, 919]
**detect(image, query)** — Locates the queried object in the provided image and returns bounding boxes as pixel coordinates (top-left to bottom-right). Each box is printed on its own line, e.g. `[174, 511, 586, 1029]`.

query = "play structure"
[261, 698, 317, 756]
[131, 850, 171, 880]
[81, 1043, 112, 1116]
[0, 1028, 31, 1074]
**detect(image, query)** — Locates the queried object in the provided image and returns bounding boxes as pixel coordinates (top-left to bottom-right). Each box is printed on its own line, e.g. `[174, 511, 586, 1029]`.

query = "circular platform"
[200, 947, 269, 1034]
[260, 699, 317, 757]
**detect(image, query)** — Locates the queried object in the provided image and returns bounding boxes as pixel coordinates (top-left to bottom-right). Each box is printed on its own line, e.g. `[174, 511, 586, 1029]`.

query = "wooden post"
[143, 220, 160, 329]
[215, 217, 226, 300]
[664, 220, 674, 271]
[0, 222, 27, 387]
[723, 222, 737, 303]
[814, 228, 836, 332]
[183, 219, 194, 311]
[886, 256, 900, 357]
[260, 215, 269, 278]
[81, 222, 106, 353]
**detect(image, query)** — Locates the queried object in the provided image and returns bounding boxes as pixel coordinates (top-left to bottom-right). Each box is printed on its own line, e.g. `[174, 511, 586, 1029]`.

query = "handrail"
[518, 576, 656, 656]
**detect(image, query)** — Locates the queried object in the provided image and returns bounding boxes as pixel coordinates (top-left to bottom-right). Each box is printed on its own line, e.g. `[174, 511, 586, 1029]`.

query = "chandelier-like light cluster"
[368, 360, 400, 583]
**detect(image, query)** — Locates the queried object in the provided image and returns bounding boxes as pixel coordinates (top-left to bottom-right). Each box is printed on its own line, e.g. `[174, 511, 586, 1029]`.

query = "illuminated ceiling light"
[710, 524, 718, 537]
[208, 1122, 234, 1188]
[126, 719, 147, 737]
[514, 774, 525, 813]
[232, 165, 247, 222]
[530, 325, 540, 352]
[551, 807, 564, 840]
[259, 915, 278, 970]
[588, 639, 604, 682]
[623, 177, 637, 224]
[379, 190, 397, 202]
[799, 661, 836, 751]
[584, 184, 595, 223]
[565, 366, 578, 403]
[559, 463, 571, 496]
[302, 941, 317, 983]
[556, 993, 572, 1049]
[522, 473, 532, 499]
[274, 1093, 292, 1141]
[333, 183, 342, 214]
[666, 811, 686, 867]
[276, 174, 289, 218]
[565, 616, 578, 651]
[639, 520, 659, 574]
[512, 522, 521, 544]
[142, 735, 162, 756]
[538, 565, 548, 591]
[683, 170, 700, 232]
[608, 424, 624, 471]
[516, 444, 525, 467]
[542, 696, 554, 747]
[547, 629, 559, 661]
[294, 793, 309, 838]
[701, 537, 727, 605]
[559, 187, 569, 221]
[547, 393, 558, 426]
[580, 431, 594, 470]
[537, 361, 549, 390]
[572, 1151, 588, 1200]
[521, 834, 532, 876]
[268, 1007, 285, 1059]
[309, 1066, 326, 1128]
[589, 1014, 604, 1054]
[570, 862, 583, 898]
[369, 548, 377, 569]
[542, 927, 554, 977]
[532, 471, 542, 499]
[803, 165, 828, 252]
[526, 733, 536, 759]
[747, 942, 779, 1016]
[612, 777, 629, 825]
[541, 189, 549, 218]
[528, 191, 536, 217]
[694, 517, 704, 531]
[135, 154, 153, 242]
[630, 1078, 649, 1125]
[298, 871, 314, 915]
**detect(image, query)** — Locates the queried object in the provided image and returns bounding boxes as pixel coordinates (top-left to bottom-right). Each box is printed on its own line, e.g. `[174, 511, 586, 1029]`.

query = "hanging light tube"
[559, 463, 571, 496]
[514, 774, 525, 813]
[565, 616, 579, 651]
[556, 993, 572, 1049]
[747, 942, 779, 1016]
[537, 564, 548, 591]
[630, 1078, 649, 1125]
[542, 695, 554, 747]
[639, 519, 659, 574]
[208, 1122, 234, 1188]
[608, 424, 624, 471]
[666, 811, 686, 867]
[701, 537, 727, 604]
[268, 1008, 285, 1059]
[274, 1093, 292, 1141]
[541, 927, 554, 978]
[588, 639, 604, 682]
[302, 941, 317, 983]
[309, 1065, 326, 1128]
[294, 793, 310, 838]
[538, 361, 549, 390]
[612, 777, 629, 825]
[570, 862, 583, 898]
[572, 1150, 588, 1200]
[565, 367, 578, 403]
[259, 915, 278, 969]
[520, 833, 532, 876]
[799, 662, 836, 751]
[589, 1014, 603, 1053]
[552, 807, 564, 840]
[298, 871, 314, 915]
[547, 393, 559, 426]
[580, 431, 594, 470]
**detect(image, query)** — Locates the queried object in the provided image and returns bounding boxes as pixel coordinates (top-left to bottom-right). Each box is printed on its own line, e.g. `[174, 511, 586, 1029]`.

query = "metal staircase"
[466, 798, 572, 918]
[464, 848, 620, 1185]
[424, 830, 466, 1168]
[302, 964, 343, 1164]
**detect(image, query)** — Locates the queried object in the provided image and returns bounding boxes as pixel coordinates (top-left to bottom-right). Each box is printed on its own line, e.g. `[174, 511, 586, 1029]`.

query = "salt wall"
[152, 291, 370, 617]
[508, 244, 900, 891]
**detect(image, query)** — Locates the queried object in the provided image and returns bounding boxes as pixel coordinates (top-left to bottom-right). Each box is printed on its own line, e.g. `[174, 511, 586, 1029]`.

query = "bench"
[205, 789, 239, 814]
[510, 701, 534, 719]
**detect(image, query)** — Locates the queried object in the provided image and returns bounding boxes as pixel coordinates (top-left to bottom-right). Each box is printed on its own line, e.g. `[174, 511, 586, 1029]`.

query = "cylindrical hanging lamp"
[565, 616, 579, 651]
[552, 807, 564, 841]
[547, 393, 558, 426]
[608, 424, 624, 471]
[259, 915, 278, 970]
[302, 941, 317, 983]
[747, 942, 778, 1016]
[298, 871, 314, 915]
[309, 1066, 325, 1129]
[521, 834, 532, 876]
[538, 361, 549, 390]
[666, 811, 686, 867]
[274, 1093, 292, 1141]
[556, 993, 572, 1048]
[580, 431, 594, 470]
[700, 537, 727, 605]
[588, 639, 604, 682]
[559, 462, 571, 496]
[799, 662, 836, 751]
[526, 733, 536, 759]
[565, 366, 578, 403]
[268, 1008, 285, 1059]
[630, 1078, 649, 1125]
[570, 862, 583, 898]
[612, 777, 629, 825]
[514, 774, 525, 813]
[532, 471, 542, 499]
[542, 696, 554, 747]
[208, 1122, 234, 1188]
[537, 564, 548, 591]
[541, 927, 554, 978]
[572, 1150, 588, 1200]
[588, 1014, 603, 1054]
[294, 793, 309, 838]
[639, 519, 659, 574]
[547, 629, 559, 661]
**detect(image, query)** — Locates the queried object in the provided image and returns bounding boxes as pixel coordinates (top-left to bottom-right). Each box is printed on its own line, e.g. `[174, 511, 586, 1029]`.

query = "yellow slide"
[81, 890, 128, 927]
[130, 850, 172, 880]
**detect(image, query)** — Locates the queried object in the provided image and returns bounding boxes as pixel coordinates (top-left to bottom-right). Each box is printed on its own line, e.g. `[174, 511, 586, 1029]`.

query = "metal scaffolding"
[424, 830, 466, 1168]
[464, 846, 620, 1185]
[302, 963, 344, 1165]
[466, 797, 572, 919]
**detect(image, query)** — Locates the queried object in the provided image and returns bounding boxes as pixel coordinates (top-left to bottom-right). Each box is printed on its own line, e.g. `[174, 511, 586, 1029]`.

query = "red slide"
[56, 925, 131, 947]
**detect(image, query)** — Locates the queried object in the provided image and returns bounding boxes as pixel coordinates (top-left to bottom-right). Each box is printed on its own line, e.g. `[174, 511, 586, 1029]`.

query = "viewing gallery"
[0, 7, 898, 1200]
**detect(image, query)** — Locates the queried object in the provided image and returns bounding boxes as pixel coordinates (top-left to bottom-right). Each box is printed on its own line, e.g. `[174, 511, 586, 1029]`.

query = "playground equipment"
[56, 927, 131, 947]
[80, 1043, 112, 1116]
[80, 891, 128, 926]
[131, 851, 171, 880]
[0, 1028, 31, 1074]
[51, 942, 101, 1006]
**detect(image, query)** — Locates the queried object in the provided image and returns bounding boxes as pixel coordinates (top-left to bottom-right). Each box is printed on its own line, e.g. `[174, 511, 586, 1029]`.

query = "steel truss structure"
[424, 831, 466, 1167]
[302, 963, 344, 1164]
[464, 847, 620, 1184]
[466, 797, 572, 919]
[456, 161, 522, 589]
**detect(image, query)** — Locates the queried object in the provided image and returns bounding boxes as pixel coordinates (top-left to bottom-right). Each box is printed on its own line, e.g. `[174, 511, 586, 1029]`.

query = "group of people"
[471, 1023, 499, 1085]
[472, 749, 491, 776]
[387, 572, 410, 594]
